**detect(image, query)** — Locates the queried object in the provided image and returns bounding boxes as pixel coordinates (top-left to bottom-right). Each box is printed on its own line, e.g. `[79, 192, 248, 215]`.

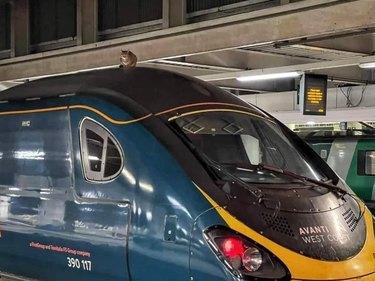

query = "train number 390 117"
[67, 257, 92, 271]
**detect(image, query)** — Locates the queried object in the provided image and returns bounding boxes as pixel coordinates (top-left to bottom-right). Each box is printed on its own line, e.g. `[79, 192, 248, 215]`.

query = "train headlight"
[242, 247, 262, 272]
[204, 227, 289, 280]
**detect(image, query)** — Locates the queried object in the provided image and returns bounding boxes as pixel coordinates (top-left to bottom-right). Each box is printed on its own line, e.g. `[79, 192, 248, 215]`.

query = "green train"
[303, 131, 375, 211]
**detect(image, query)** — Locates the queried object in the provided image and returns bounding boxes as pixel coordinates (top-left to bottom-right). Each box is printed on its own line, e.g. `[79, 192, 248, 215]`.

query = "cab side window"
[80, 119, 123, 182]
[358, 150, 375, 176]
[364, 151, 375, 175]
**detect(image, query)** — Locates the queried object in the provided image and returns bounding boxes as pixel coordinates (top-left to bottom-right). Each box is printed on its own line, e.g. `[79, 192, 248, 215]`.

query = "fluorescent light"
[306, 121, 316, 125]
[359, 62, 375, 69]
[236, 71, 301, 82]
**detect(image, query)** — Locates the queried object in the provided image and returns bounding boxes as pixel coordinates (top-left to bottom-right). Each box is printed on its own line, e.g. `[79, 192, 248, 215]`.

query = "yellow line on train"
[0, 105, 152, 125]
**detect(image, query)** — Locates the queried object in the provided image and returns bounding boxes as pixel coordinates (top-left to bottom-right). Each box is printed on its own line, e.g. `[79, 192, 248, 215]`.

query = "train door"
[0, 109, 74, 280]
[68, 112, 131, 281]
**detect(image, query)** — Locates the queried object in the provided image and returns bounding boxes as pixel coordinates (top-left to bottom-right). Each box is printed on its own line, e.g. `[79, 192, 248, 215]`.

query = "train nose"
[195, 185, 375, 281]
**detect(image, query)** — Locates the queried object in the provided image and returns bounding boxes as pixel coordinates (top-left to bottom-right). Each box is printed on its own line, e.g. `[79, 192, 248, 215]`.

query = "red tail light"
[221, 238, 245, 258]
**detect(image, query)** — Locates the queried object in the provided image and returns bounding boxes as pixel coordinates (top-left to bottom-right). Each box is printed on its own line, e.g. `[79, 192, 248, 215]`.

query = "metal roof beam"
[240, 84, 375, 123]
[196, 55, 375, 82]
[0, 0, 374, 81]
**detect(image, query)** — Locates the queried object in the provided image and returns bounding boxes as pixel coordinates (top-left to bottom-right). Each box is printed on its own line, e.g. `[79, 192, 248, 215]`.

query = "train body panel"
[0, 96, 215, 281]
[0, 68, 373, 281]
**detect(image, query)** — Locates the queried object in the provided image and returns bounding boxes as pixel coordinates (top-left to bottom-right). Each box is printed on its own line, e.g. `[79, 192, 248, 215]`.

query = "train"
[302, 131, 375, 213]
[0, 67, 374, 281]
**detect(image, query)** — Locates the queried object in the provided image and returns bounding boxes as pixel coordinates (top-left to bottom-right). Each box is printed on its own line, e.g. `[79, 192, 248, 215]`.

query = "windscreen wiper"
[234, 162, 365, 222]
[196, 151, 263, 200]
[184, 142, 285, 230]
[176, 133, 288, 227]
[256, 164, 367, 223]
[256, 163, 350, 196]
[166, 122, 263, 200]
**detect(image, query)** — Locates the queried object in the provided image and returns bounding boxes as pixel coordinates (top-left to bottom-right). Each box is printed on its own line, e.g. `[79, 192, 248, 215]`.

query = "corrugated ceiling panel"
[30, 0, 76, 45]
[98, 0, 162, 31]
[0, 3, 10, 51]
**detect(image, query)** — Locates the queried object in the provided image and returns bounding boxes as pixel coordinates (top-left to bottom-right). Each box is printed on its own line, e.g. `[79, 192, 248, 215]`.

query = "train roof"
[0, 67, 265, 120]
[304, 134, 375, 142]
[301, 130, 375, 141]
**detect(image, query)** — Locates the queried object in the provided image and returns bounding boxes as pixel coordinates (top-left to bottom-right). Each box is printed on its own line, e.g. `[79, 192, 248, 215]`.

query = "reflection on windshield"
[174, 111, 325, 184]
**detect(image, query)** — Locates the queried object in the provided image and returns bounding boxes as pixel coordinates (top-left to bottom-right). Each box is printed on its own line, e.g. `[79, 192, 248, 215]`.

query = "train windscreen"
[173, 111, 326, 184]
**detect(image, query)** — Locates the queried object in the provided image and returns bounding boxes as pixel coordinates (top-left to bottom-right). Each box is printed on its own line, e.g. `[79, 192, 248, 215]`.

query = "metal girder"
[196, 55, 375, 82]
[0, 0, 374, 81]
[240, 84, 375, 123]
[272, 107, 375, 123]
[188, 49, 369, 84]
[185, 49, 319, 70]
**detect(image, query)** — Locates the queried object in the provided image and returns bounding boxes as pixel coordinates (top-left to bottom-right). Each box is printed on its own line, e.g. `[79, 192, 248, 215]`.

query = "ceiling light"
[236, 71, 301, 82]
[359, 62, 375, 69]
[306, 121, 316, 125]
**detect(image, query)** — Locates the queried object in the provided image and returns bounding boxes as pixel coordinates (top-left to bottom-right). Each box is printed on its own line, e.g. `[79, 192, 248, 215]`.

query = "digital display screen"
[300, 74, 327, 116]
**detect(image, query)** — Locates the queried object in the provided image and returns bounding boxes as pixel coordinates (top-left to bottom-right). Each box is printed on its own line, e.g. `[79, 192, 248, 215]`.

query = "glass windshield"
[173, 111, 326, 184]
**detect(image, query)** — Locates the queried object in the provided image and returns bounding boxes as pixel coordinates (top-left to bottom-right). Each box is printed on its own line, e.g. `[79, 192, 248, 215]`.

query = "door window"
[80, 119, 124, 182]
[358, 150, 375, 176]
[365, 151, 375, 175]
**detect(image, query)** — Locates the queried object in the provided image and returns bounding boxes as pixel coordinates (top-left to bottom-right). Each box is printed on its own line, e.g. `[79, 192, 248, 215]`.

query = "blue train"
[0, 67, 374, 281]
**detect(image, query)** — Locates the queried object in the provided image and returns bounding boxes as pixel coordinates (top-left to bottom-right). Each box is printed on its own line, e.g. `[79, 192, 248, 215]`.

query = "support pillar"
[11, 0, 29, 57]
[77, 0, 98, 45]
[163, 0, 186, 28]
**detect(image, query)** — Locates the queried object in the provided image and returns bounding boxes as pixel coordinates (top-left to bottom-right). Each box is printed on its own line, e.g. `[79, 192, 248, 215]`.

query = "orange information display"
[300, 74, 327, 116]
